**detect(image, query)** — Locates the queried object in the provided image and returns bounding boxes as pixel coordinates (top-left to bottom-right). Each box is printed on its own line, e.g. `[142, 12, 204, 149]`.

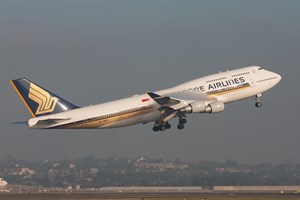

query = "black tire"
[153, 126, 160, 132]
[165, 123, 171, 129]
[177, 124, 184, 130]
[160, 126, 166, 131]
[255, 102, 262, 107]
[180, 118, 187, 124]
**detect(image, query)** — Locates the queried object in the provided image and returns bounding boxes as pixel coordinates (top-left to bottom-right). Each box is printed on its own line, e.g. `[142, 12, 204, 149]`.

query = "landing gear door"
[250, 69, 256, 87]
[250, 78, 256, 87]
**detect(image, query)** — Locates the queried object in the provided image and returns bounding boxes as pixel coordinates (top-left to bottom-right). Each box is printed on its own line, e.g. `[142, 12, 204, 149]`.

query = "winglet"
[147, 92, 162, 99]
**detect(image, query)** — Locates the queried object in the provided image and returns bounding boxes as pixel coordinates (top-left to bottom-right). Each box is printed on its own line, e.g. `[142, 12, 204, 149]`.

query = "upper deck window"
[258, 67, 263, 70]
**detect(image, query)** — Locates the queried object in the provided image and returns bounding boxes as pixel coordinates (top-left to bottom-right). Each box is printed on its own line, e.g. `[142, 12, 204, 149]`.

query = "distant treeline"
[0, 155, 299, 188]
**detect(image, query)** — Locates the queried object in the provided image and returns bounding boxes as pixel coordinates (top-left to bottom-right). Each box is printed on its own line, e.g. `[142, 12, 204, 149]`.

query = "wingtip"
[147, 92, 161, 99]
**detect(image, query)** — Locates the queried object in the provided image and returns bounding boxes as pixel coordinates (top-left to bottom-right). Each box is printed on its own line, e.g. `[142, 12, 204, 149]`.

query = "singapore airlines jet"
[11, 66, 281, 131]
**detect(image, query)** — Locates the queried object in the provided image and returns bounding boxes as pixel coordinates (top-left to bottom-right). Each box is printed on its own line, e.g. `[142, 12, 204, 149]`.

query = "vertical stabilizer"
[10, 78, 79, 117]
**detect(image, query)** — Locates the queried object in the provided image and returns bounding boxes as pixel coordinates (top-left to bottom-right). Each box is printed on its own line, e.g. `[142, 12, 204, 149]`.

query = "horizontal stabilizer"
[28, 118, 71, 128]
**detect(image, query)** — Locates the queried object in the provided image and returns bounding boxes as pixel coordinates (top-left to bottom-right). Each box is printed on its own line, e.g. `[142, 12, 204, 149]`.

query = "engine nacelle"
[181, 101, 224, 113]
[207, 101, 225, 113]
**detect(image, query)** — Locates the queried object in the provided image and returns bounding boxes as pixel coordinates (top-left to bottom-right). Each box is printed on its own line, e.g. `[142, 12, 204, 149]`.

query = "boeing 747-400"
[10, 66, 281, 131]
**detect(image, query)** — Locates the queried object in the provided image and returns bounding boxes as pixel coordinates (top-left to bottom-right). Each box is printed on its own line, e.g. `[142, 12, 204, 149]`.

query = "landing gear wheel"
[177, 124, 184, 130]
[160, 125, 166, 131]
[255, 102, 262, 107]
[153, 126, 160, 132]
[179, 118, 187, 124]
[165, 123, 171, 129]
[255, 94, 262, 108]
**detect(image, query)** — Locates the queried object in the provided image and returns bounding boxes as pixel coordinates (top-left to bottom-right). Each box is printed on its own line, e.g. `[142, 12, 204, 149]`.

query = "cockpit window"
[258, 67, 263, 70]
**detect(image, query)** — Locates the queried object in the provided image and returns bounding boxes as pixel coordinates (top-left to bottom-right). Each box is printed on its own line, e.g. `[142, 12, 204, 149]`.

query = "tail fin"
[10, 78, 79, 118]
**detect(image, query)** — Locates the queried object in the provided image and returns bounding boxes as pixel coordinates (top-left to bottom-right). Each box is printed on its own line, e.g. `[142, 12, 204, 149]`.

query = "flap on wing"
[160, 107, 178, 123]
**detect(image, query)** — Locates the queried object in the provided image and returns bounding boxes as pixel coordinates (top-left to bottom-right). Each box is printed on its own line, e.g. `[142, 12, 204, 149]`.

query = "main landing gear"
[255, 94, 262, 107]
[177, 117, 187, 130]
[153, 121, 171, 132]
[152, 117, 187, 132]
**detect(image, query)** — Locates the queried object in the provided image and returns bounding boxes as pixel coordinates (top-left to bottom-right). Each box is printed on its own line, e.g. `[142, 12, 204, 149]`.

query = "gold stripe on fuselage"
[53, 83, 251, 128]
[207, 83, 251, 96]
[54, 106, 156, 129]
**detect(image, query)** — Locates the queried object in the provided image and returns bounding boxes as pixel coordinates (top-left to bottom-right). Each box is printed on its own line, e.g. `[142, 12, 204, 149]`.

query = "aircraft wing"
[147, 92, 216, 123]
[147, 91, 215, 108]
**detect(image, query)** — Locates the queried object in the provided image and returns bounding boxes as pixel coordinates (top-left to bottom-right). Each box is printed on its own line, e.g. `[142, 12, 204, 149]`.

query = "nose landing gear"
[255, 102, 262, 107]
[255, 94, 262, 107]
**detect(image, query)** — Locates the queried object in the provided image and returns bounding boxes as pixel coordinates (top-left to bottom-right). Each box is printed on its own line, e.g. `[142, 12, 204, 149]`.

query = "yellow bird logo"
[28, 83, 59, 115]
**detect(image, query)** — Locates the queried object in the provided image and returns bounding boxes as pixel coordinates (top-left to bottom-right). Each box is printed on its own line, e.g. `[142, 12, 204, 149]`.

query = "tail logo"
[28, 83, 59, 115]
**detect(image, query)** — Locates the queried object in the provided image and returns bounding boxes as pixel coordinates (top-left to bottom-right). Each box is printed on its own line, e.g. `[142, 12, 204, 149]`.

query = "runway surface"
[1, 192, 299, 200]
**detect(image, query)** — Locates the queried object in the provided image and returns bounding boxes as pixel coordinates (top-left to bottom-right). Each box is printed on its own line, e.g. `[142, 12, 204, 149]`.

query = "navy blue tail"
[11, 78, 79, 118]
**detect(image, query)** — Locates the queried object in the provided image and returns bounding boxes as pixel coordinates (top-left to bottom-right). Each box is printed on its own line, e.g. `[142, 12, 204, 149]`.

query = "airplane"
[0, 178, 8, 187]
[10, 66, 281, 131]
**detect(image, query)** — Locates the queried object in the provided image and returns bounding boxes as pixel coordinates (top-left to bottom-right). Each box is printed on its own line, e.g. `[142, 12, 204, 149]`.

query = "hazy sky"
[0, 0, 299, 164]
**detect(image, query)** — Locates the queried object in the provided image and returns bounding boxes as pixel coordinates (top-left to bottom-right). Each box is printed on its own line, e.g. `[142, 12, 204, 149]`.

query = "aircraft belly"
[53, 107, 157, 129]
[101, 116, 144, 128]
[221, 86, 259, 103]
[98, 110, 160, 128]
[141, 111, 161, 123]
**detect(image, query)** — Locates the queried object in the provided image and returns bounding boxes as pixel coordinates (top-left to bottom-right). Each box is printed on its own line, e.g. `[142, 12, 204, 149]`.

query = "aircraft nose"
[275, 73, 281, 83]
[271, 72, 281, 85]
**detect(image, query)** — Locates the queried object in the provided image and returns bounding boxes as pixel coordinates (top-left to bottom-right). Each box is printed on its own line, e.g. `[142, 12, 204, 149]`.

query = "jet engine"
[181, 101, 224, 113]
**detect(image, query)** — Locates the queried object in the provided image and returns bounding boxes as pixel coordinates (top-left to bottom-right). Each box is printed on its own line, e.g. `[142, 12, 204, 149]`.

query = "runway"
[1, 191, 299, 200]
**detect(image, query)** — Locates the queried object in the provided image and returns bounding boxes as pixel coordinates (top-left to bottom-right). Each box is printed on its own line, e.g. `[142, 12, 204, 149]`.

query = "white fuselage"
[28, 66, 281, 129]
